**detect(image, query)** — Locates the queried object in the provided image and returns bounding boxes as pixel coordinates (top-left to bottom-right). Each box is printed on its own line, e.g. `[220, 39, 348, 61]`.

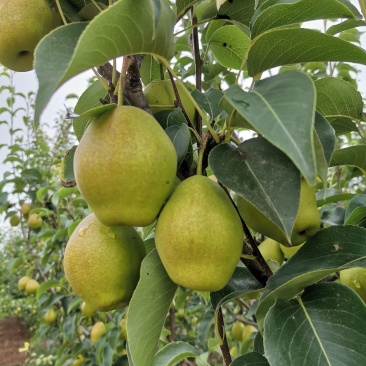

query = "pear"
[237, 178, 321, 247]
[144, 79, 196, 122]
[72, 355, 86, 366]
[18, 276, 31, 291]
[90, 321, 107, 344]
[28, 213, 42, 229]
[155, 175, 243, 292]
[25, 279, 40, 294]
[339, 267, 366, 303]
[280, 243, 303, 259]
[20, 202, 32, 215]
[74, 106, 177, 227]
[81, 302, 97, 318]
[231, 321, 245, 341]
[0, 0, 61, 72]
[63, 213, 146, 311]
[44, 308, 57, 324]
[258, 238, 284, 265]
[10, 214, 20, 227]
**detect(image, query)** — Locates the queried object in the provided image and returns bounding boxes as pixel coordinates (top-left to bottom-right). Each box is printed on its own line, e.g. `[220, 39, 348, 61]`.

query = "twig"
[217, 307, 232, 366]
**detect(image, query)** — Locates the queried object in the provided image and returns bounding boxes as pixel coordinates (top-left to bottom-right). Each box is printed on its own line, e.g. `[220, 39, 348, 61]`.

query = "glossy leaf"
[210, 267, 264, 311]
[128, 249, 177, 366]
[247, 28, 366, 76]
[251, 0, 361, 38]
[256, 225, 366, 330]
[264, 283, 366, 366]
[217, 0, 256, 28]
[209, 138, 301, 243]
[330, 146, 366, 174]
[209, 25, 250, 69]
[152, 342, 201, 366]
[221, 71, 317, 184]
[231, 352, 270, 366]
[35, 0, 175, 123]
[326, 19, 366, 35]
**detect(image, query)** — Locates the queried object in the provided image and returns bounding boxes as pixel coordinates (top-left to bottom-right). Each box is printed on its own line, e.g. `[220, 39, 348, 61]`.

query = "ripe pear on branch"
[155, 175, 243, 292]
[74, 105, 177, 227]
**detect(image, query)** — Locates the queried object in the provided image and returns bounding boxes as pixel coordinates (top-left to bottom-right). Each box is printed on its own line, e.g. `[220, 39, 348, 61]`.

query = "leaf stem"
[54, 0, 68, 25]
[91, 67, 109, 91]
[197, 133, 209, 176]
[118, 57, 132, 107]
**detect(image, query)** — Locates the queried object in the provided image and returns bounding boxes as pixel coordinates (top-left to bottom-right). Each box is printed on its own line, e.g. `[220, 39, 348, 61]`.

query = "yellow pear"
[10, 214, 20, 226]
[258, 238, 284, 265]
[339, 267, 366, 302]
[90, 321, 107, 344]
[144, 79, 196, 122]
[28, 213, 42, 229]
[63, 213, 146, 311]
[119, 318, 127, 340]
[44, 308, 57, 324]
[74, 105, 177, 227]
[231, 321, 245, 341]
[0, 0, 61, 72]
[18, 276, 31, 291]
[237, 178, 321, 246]
[155, 175, 243, 292]
[20, 202, 32, 215]
[25, 279, 40, 294]
[280, 243, 304, 259]
[72, 355, 85, 366]
[81, 302, 97, 318]
[241, 324, 257, 342]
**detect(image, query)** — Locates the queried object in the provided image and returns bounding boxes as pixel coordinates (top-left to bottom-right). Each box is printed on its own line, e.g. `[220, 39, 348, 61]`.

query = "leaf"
[231, 352, 270, 366]
[221, 71, 317, 185]
[60, 146, 77, 186]
[208, 138, 301, 243]
[256, 225, 366, 330]
[326, 19, 366, 35]
[36, 280, 60, 301]
[210, 267, 264, 311]
[73, 81, 109, 141]
[315, 77, 363, 135]
[140, 55, 161, 85]
[35, 0, 175, 124]
[128, 249, 177, 366]
[246, 28, 366, 77]
[264, 283, 366, 366]
[217, 0, 256, 28]
[209, 25, 250, 69]
[165, 124, 190, 167]
[345, 194, 366, 225]
[330, 146, 366, 174]
[152, 342, 201, 366]
[251, 0, 361, 39]
[176, 0, 200, 19]
[21, 168, 42, 183]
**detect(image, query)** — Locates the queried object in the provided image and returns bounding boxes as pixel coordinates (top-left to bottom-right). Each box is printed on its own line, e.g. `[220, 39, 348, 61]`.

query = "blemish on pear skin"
[78, 225, 90, 237]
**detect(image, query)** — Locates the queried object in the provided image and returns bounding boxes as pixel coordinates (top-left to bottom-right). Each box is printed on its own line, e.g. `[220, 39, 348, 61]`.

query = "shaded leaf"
[128, 250, 177, 366]
[345, 194, 366, 225]
[231, 352, 270, 366]
[326, 19, 366, 35]
[209, 138, 301, 243]
[217, 0, 256, 28]
[247, 28, 366, 76]
[165, 124, 190, 167]
[152, 342, 201, 366]
[330, 146, 366, 174]
[60, 146, 77, 187]
[264, 283, 366, 366]
[221, 71, 317, 184]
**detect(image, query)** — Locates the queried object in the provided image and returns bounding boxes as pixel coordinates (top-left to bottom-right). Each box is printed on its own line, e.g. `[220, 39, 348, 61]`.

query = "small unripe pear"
[44, 308, 57, 324]
[119, 318, 127, 340]
[81, 302, 97, 318]
[18, 276, 31, 291]
[28, 214, 42, 229]
[339, 267, 366, 303]
[25, 279, 40, 295]
[20, 203, 32, 215]
[90, 321, 107, 343]
[10, 215, 20, 227]
[231, 321, 245, 341]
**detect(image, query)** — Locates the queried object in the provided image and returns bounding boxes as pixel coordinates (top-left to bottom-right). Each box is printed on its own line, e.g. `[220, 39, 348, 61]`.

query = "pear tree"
[1, 0, 366, 365]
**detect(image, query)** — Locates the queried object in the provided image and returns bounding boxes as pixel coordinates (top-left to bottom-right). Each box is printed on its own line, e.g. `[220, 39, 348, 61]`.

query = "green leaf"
[73, 81, 109, 141]
[176, 0, 200, 19]
[264, 283, 366, 366]
[231, 352, 270, 366]
[208, 138, 301, 243]
[326, 19, 366, 36]
[152, 342, 201, 366]
[315, 77, 363, 135]
[165, 124, 190, 167]
[256, 225, 366, 330]
[140, 55, 161, 85]
[251, 0, 361, 39]
[217, 0, 256, 28]
[128, 249, 177, 366]
[247, 28, 366, 76]
[35, 0, 175, 124]
[210, 267, 264, 311]
[21, 168, 42, 183]
[209, 25, 250, 69]
[60, 146, 77, 186]
[36, 280, 60, 301]
[330, 146, 366, 174]
[345, 194, 366, 225]
[221, 71, 317, 185]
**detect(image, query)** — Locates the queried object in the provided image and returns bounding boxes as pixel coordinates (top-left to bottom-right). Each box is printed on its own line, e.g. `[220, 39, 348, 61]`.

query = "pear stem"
[118, 57, 132, 107]
[196, 133, 209, 176]
[55, 0, 68, 25]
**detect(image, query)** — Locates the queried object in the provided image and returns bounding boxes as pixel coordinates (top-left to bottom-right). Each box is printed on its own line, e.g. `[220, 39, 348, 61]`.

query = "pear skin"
[74, 106, 177, 227]
[237, 178, 321, 246]
[155, 175, 243, 292]
[63, 213, 146, 311]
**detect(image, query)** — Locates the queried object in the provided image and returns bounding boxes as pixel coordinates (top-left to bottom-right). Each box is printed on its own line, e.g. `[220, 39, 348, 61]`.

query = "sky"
[0, 1, 366, 181]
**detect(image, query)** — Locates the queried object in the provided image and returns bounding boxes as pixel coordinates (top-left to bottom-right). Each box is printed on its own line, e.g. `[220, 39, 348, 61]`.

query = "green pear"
[18, 276, 31, 291]
[10, 214, 20, 227]
[25, 279, 40, 294]
[28, 213, 42, 229]
[0, 0, 61, 72]
[44, 308, 57, 324]
[81, 302, 97, 318]
[155, 175, 243, 292]
[237, 178, 321, 246]
[339, 267, 366, 303]
[63, 213, 146, 311]
[90, 321, 106, 344]
[20, 202, 32, 215]
[280, 243, 303, 259]
[72, 355, 86, 366]
[74, 105, 177, 227]
[231, 321, 245, 341]
[144, 79, 196, 122]
[258, 238, 284, 265]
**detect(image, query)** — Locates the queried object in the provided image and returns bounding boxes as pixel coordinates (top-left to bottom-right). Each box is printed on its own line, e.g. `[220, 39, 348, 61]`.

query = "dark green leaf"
[165, 124, 190, 167]
[247, 28, 366, 76]
[330, 146, 366, 174]
[209, 138, 301, 243]
[21, 168, 42, 182]
[152, 342, 200, 366]
[327, 19, 366, 35]
[60, 146, 77, 186]
[264, 283, 366, 366]
[345, 194, 366, 225]
[231, 352, 270, 366]
[217, 0, 256, 28]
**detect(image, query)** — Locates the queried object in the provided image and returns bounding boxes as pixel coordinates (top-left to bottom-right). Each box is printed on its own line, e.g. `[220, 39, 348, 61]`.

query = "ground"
[0, 317, 29, 366]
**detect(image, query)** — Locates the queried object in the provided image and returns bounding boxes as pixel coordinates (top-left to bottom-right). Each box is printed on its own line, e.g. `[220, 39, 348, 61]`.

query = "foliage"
[1, 0, 366, 365]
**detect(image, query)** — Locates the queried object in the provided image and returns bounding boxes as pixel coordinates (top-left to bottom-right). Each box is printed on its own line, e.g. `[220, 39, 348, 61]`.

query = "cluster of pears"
[9, 202, 43, 229]
[18, 276, 39, 295]
[64, 105, 177, 311]
[0, 0, 61, 72]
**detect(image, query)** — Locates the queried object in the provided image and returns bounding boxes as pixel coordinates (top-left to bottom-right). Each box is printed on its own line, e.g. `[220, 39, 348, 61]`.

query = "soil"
[0, 317, 29, 366]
